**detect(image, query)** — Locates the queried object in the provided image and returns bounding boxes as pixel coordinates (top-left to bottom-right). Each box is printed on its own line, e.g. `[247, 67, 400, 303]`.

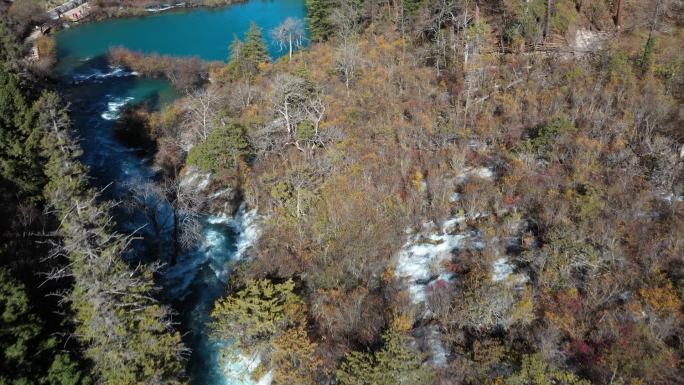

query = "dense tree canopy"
[39, 92, 188, 385]
[306, 0, 335, 41]
[2, 1, 683, 385]
[0, 268, 91, 385]
[199, 1, 683, 385]
[0, 19, 93, 385]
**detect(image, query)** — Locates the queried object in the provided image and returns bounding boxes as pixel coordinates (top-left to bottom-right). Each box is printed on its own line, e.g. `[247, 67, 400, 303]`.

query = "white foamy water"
[162, 205, 266, 385]
[396, 220, 468, 305]
[395, 171, 490, 304]
[165, 206, 261, 298]
[394, 166, 497, 365]
[222, 352, 273, 385]
[101, 96, 134, 121]
[73, 66, 138, 83]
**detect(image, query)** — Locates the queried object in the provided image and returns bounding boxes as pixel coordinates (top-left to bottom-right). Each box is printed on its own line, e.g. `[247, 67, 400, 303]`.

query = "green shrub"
[505, 354, 590, 385]
[522, 115, 576, 161]
[186, 121, 252, 173]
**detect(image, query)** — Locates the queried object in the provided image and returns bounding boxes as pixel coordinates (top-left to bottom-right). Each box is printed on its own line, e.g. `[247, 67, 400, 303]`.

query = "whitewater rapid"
[65, 60, 268, 385]
[166, 207, 261, 298]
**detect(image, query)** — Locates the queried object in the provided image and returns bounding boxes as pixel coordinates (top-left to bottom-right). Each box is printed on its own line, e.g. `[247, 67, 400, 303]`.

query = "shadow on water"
[60, 55, 170, 261]
[61, 55, 243, 385]
[55, 3, 309, 383]
[61, 55, 152, 194]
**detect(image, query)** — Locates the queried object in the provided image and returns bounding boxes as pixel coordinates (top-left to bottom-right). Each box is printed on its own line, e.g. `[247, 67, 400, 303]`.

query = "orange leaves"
[544, 287, 586, 339]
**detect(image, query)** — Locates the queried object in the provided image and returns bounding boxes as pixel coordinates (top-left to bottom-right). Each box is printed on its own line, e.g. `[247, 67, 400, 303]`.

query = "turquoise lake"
[55, 2, 307, 384]
[57, 0, 307, 70]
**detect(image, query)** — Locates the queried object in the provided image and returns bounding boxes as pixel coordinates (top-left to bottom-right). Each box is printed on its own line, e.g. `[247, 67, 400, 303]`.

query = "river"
[54, 2, 307, 384]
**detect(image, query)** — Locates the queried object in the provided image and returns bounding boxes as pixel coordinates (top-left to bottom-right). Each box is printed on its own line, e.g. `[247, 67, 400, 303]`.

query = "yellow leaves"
[639, 282, 682, 316]
[272, 326, 323, 385]
[472, 338, 505, 366]
[500, 172, 523, 191]
[411, 170, 426, 192]
[148, 104, 181, 136]
[390, 313, 414, 334]
[544, 287, 583, 338]
[381, 267, 396, 285]
[566, 287, 580, 300]
[360, 151, 378, 163]
[36, 35, 56, 58]
[257, 61, 271, 73]
[510, 288, 535, 325]
[349, 163, 365, 176]
[546, 188, 561, 199]
[243, 102, 263, 121]
[570, 135, 602, 182]
[544, 311, 568, 331]
[625, 298, 645, 318]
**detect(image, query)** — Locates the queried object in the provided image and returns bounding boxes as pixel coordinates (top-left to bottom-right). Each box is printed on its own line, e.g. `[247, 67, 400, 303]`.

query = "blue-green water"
[57, 0, 307, 70]
[55, 2, 307, 384]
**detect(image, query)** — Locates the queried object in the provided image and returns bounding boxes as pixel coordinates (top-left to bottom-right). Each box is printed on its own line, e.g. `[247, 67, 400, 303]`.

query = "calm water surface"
[55, 2, 307, 384]
[57, 0, 307, 69]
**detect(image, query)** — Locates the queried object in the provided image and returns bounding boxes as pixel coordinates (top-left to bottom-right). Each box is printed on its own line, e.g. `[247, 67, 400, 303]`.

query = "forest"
[1, 1, 683, 385]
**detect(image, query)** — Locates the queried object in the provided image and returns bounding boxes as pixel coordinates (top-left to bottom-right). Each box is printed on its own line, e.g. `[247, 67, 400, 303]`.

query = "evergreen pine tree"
[228, 23, 270, 77]
[186, 120, 252, 173]
[306, 0, 335, 41]
[0, 268, 91, 385]
[336, 325, 434, 385]
[243, 22, 270, 66]
[0, 22, 22, 72]
[402, 0, 423, 15]
[38, 92, 188, 385]
[0, 23, 45, 198]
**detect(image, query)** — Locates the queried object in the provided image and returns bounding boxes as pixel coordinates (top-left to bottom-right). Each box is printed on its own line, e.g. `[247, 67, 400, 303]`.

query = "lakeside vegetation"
[109, 46, 219, 89]
[1, 1, 683, 385]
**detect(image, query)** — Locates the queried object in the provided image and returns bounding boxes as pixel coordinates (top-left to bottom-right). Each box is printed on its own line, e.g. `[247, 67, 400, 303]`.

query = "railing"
[47, 0, 87, 20]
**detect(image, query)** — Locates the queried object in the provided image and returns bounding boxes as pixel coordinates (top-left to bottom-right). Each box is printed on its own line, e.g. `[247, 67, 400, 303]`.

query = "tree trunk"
[613, 0, 623, 29]
[171, 210, 179, 266]
[545, 0, 553, 40]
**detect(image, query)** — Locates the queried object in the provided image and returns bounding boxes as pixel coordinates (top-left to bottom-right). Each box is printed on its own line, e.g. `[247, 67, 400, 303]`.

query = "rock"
[570, 28, 611, 54]
[179, 166, 241, 216]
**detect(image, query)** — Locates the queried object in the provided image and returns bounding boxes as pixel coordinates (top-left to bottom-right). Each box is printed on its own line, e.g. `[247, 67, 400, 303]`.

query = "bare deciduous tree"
[165, 176, 206, 263]
[271, 17, 306, 61]
[123, 179, 171, 243]
[181, 88, 222, 150]
[270, 74, 307, 137]
[228, 78, 259, 112]
[330, 1, 363, 39]
[268, 74, 332, 152]
[335, 39, 363, 90]
[123, 175, 207, 265]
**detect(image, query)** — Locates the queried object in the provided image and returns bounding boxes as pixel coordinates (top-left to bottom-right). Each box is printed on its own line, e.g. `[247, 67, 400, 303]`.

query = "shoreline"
[64, 0, 250, 26]
[36, 0, 251, 65]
